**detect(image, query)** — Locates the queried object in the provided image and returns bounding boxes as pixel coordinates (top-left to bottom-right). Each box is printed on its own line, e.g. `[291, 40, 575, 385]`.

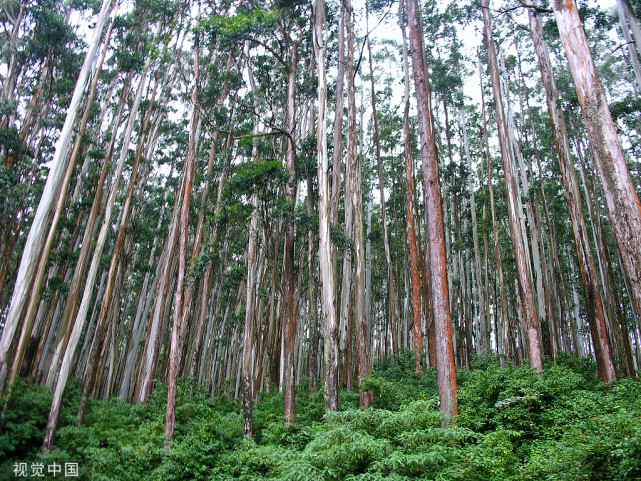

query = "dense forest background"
[1, 0, 641, 477]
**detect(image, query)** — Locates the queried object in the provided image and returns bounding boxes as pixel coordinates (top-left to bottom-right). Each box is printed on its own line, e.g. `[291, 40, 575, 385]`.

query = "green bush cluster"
[1, 353, 640, 480]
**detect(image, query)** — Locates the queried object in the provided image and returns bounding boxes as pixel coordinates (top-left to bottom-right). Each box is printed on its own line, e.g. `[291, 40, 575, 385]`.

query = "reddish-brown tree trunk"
[553, 0, 641, 321]
[527, 0, 615, 381]
[406, 0, 457, 417]
[164, 29, 200, 443]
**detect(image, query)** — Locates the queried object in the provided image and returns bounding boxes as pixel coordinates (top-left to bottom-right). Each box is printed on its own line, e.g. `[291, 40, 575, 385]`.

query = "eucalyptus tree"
[42, 0, 182, 448]
[205, 0, 309, 422]
[314, 0, 340, 412]
[366, 7, 399, 367]
[342, 0, 372, 409]
[330, 7, 346, 359]
[0, 0, 79, 310]
[399, 0, 424, 372]
[553, 0, 641, 323]
[251, 0, 307, 425]
[481, 0, 542, 372]
[6, 13, 116, 407]
[525, 0, 615, 381]
[185, 47, 240, 384]
[406, 0, 458, 418]
[45, 52, 153, 458]
[0, 0, 115, 403]
[132, 3, 199, 404]
[163, 3, 202, 444]
[279, 0, 305, 425]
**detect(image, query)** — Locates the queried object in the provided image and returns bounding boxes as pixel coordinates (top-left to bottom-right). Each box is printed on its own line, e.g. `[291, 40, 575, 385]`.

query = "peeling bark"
[406, 0, 458, 418]
[553, 0, 641, 323]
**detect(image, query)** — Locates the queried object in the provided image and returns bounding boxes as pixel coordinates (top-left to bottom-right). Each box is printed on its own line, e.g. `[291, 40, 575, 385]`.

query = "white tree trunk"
[43, 58, 148, 452]
[0, 0, 114, 395]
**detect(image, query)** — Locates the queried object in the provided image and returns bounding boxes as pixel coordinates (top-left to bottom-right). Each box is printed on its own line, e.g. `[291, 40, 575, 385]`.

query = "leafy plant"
[3, 354, 640, 481]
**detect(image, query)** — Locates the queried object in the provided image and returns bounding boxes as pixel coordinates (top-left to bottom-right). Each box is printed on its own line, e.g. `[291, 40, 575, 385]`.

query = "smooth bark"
[165, 28, 200, 443]
[343, 0, 372, 409]
[553, 0, 641, 321]
[527, 0, 615, 381]
[0, 0, 114, 399]
[314, 0, 340, 411]
[482, 0, 542, 372]
[400, 0, 423, 372]
[406, 0, 458, 417]
[43, 57, 149, 453]
[283, 35, 300, 426]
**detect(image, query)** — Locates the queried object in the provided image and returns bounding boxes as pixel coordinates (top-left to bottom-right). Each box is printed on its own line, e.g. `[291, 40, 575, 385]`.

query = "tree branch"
[219, 106, 297, 147]
[497, 0, 552, 15]
[611, 40, 637, 55]
[216, 128, 289, 141]
[245, 35, 287, 67]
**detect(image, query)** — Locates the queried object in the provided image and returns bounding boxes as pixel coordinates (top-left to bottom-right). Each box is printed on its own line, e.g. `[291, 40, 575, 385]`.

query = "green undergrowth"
[1, 352, 640, 480]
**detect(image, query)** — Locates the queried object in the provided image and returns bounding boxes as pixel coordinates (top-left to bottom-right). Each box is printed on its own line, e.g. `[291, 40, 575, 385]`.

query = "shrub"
[3, 355, 640, 481]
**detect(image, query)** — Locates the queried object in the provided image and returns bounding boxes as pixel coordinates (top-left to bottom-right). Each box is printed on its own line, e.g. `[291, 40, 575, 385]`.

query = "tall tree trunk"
[189, 129, 234, 380]
[133, 28, 189, 403]
[178, 55, 235, 384]
[45, 65, 134, 390]
[482, 187, 492, 353]
[343, 0, 372, 409]
[0, 0, 114, 398]
[76, 72, 159, 425]
[515, 46, 562, 357]
[400, 0, 423, 372]
[330, 3, 345, 280]
[527, 0, 615, 381]
[314, 0, 340, 411]
[336, 5, 355, 363]
[242, 194, 259, 437]
[461, 106, 486, 354]
[553, 0, 641, 320]
[5, 17, 115, 399]
[479, 49, 509, 359]
[366, 28, 398, 359]
[165, 26, 200, 442]
[502, 49, 547, 351]
[283, 38, 299, 426]
[241, 50, 264, 436]
[482, 0, 542, 372]
[307, 180, 319, 393]
[406, 0, 458, 418]
[43, 57, 149, 453]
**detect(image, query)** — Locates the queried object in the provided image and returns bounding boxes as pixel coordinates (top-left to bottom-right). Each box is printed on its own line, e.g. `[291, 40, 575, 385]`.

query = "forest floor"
[1, 352, 640, 480]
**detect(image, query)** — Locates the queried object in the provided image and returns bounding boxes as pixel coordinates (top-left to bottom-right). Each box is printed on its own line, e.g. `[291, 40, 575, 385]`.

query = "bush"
[2, 353, 640, 481]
